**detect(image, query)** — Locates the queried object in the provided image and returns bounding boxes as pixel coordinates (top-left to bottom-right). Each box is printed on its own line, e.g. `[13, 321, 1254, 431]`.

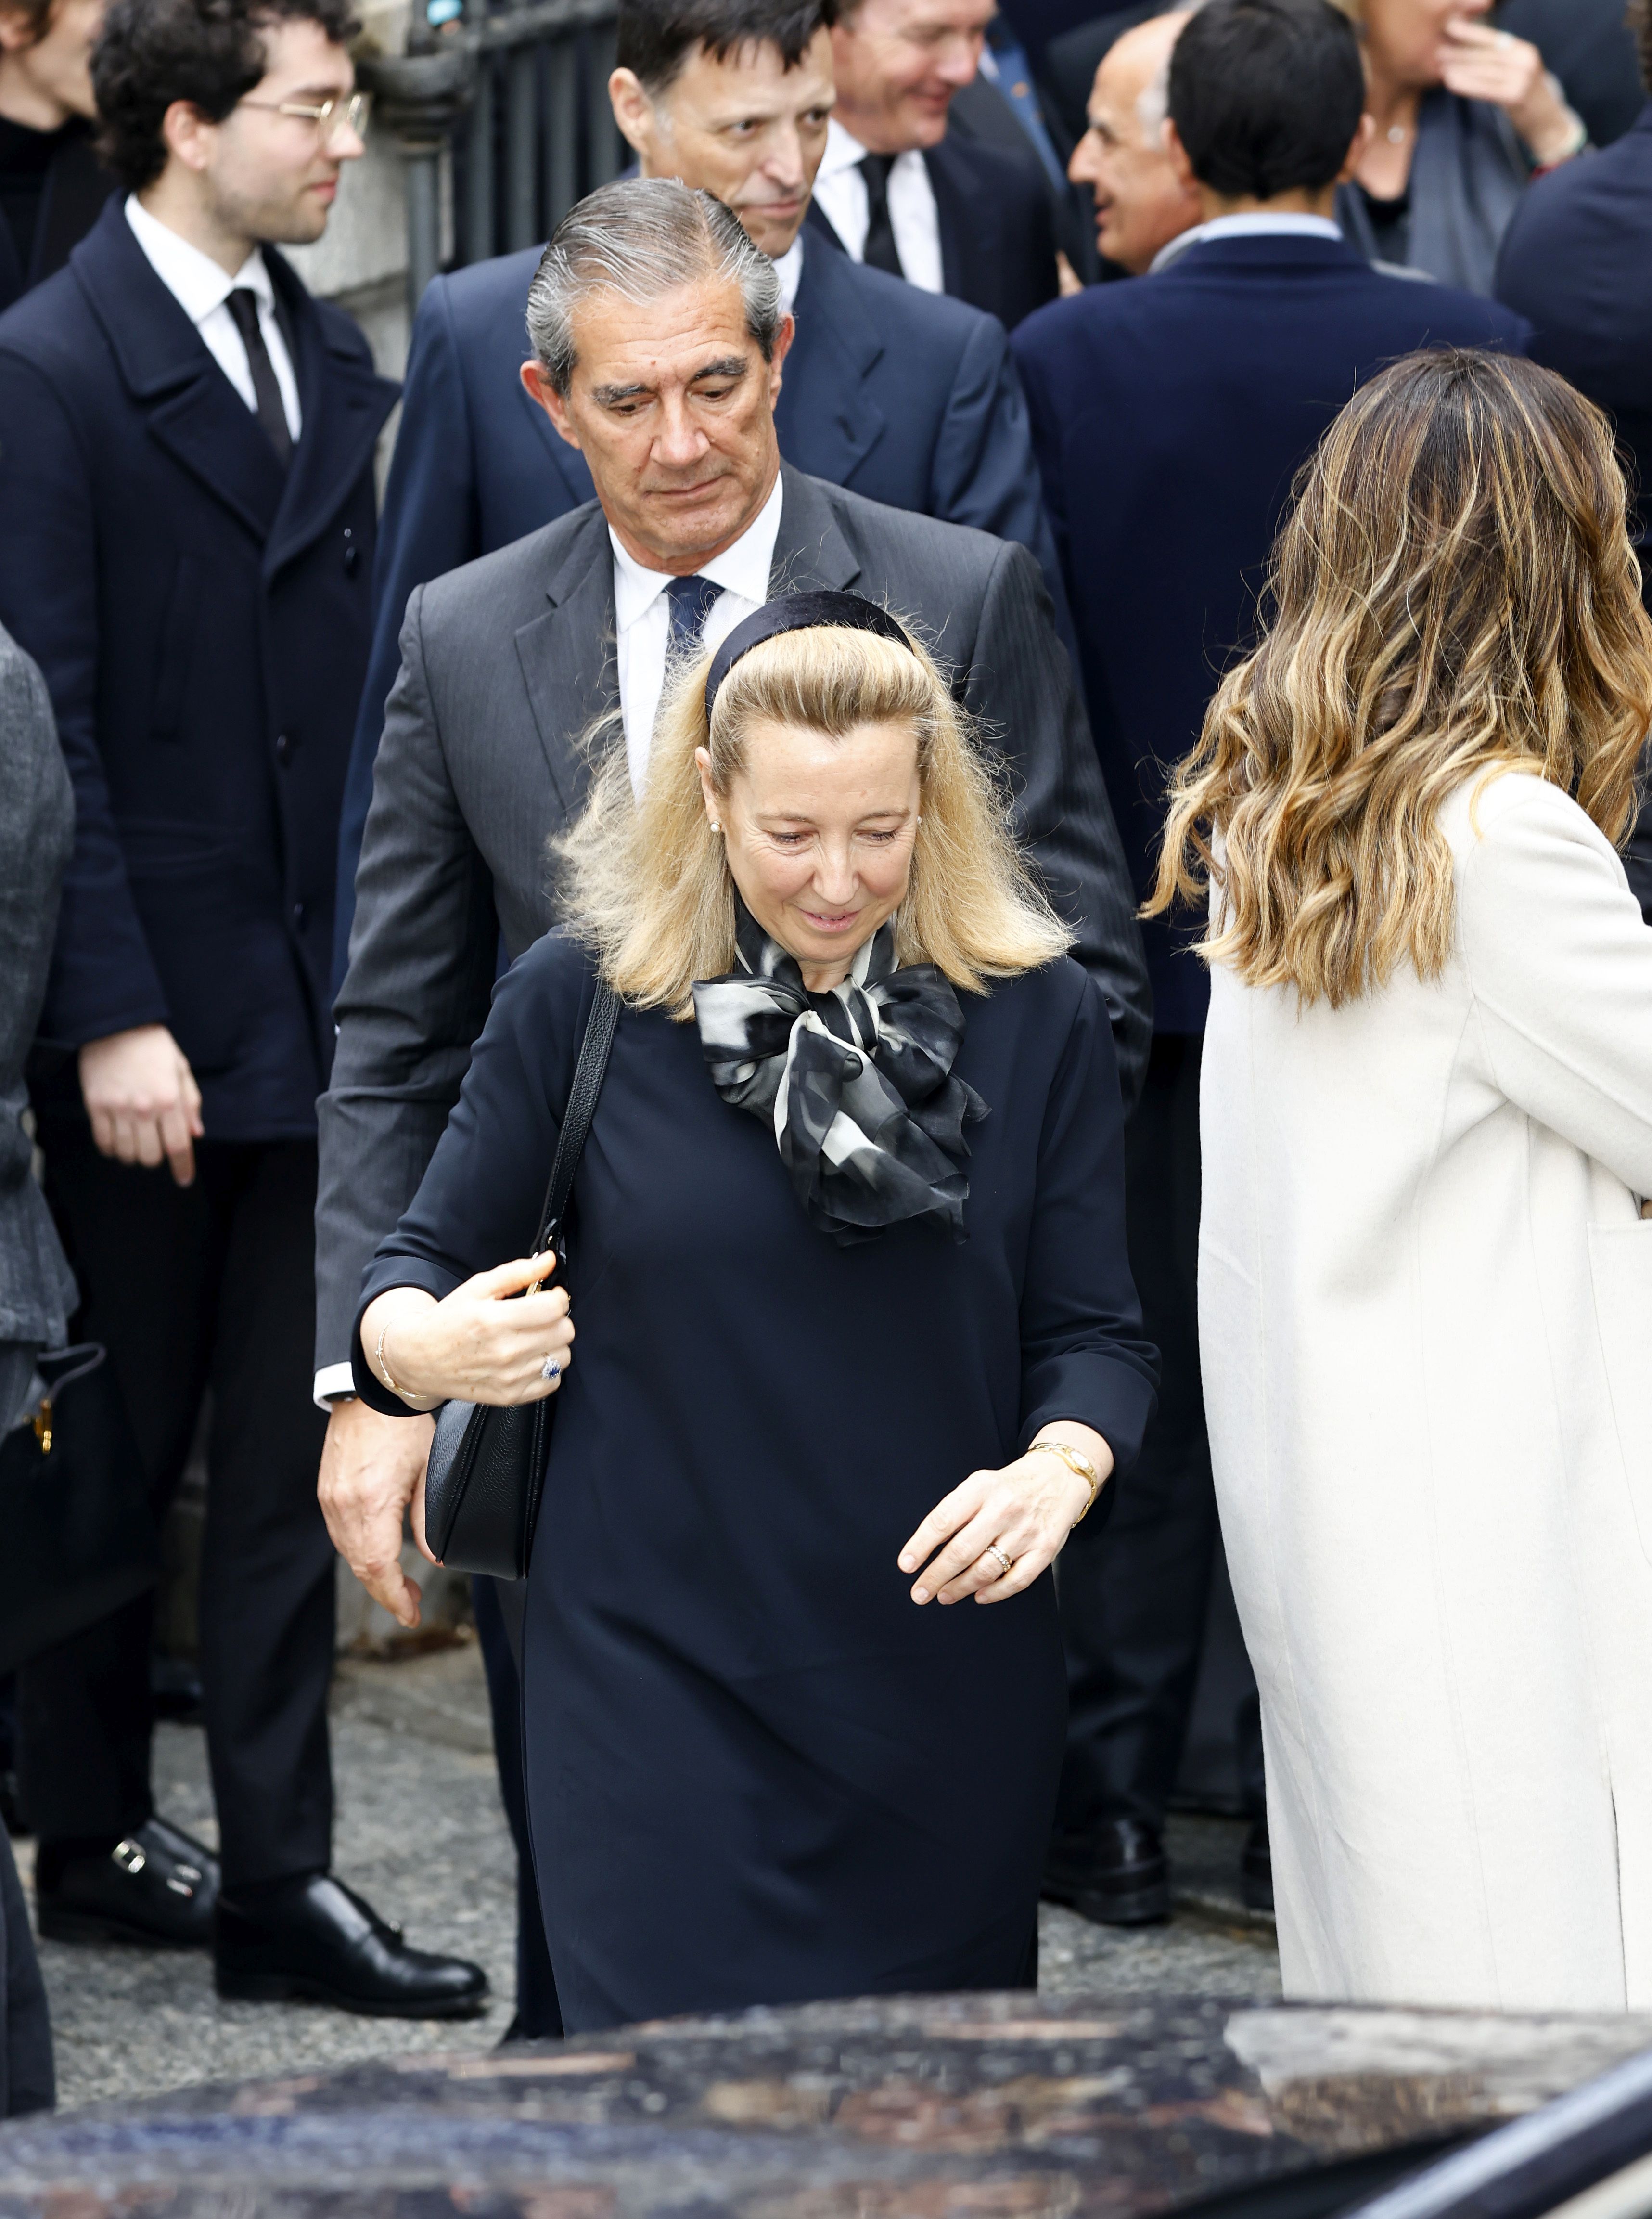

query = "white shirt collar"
[609, 470, 785, 636]
[1149, 211, 1341, 275]
[819, 116, 872, 181]
[773, 234, 804, 318]
[125, 194, 274, 325]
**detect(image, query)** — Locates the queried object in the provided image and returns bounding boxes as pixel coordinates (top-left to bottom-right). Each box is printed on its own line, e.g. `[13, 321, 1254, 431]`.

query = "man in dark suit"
[808, 0, 1056, 326]
[0, 0, 486, 2016]
[316, 177, 1147, 2026]
[0, 0, 113, 312]
[1497, 4, 1652, 926]
[330, 0, 1071, 992]
[1013, 0, 1530, 1927]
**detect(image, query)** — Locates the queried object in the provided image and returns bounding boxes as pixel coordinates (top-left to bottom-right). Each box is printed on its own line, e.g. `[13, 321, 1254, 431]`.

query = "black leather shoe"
[215, 1873, 490, 2019]
[36, 1818, 218, 1948]
[1242, 1816, 1273, 1913]
[1043, 1818, 1171, 1926]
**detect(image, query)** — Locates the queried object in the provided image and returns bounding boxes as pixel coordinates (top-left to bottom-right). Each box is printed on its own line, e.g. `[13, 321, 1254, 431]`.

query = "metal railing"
[361, 0, 626, 317]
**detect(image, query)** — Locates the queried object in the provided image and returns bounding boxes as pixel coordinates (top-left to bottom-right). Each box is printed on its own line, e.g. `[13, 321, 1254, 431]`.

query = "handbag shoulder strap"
[533, 978, 620, 1254]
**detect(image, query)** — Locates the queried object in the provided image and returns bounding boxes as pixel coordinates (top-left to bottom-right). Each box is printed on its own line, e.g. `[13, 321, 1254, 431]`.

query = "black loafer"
[1043, 1818, 1171, 1927]
[1242, 1816, 1273, 1913]
[36, 1817, 219, 1948]
[215, 1873, 490, 2020]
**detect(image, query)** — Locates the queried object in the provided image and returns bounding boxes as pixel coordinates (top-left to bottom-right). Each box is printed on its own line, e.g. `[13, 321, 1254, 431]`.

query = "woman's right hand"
[360, 1252, 576, 1409]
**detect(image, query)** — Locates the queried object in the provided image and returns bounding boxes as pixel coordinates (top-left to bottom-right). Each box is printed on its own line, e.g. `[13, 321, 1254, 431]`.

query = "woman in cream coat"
[1151, 349, 1652, 2011]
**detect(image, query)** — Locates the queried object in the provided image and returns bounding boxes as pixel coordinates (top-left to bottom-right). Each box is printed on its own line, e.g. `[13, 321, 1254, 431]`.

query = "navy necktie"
[666, 572, 721, 654]
[224, 287, 293, 466]
[858, 155, 905, 279]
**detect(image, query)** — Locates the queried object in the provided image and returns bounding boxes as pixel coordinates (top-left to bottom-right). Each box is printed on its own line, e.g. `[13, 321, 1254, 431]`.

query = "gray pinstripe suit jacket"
[315, 464, 1148, 1374]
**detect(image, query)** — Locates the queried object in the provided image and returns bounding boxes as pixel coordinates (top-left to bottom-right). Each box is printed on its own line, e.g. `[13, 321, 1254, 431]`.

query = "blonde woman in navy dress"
[352, 596, 1157, 2032]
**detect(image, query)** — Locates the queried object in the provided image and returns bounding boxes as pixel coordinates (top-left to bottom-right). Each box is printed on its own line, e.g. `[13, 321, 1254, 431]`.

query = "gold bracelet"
[1027, 1436, 1102, 1520]
[375, 1321, 410, 1403]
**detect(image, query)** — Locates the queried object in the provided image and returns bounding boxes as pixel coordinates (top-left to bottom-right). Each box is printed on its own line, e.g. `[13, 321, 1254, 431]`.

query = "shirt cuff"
[314, 1362, 358, 1410]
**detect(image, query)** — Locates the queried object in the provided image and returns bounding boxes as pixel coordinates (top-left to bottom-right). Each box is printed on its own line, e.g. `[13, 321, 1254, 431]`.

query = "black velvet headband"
[703, 591, 915, 722]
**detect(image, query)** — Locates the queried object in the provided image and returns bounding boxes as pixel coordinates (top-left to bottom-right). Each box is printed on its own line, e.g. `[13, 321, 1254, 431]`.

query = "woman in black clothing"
[353, 597, 1157, 2033]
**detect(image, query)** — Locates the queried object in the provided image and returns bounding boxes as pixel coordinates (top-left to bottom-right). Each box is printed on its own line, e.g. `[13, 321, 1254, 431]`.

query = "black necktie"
[858, 155, 905, 278]
[224, 287, 293, 466]
[666, 573, 721, 654]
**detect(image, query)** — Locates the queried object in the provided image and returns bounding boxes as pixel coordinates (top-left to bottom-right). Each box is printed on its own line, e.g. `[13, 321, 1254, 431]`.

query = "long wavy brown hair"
[1148, 349, 1652, 1006]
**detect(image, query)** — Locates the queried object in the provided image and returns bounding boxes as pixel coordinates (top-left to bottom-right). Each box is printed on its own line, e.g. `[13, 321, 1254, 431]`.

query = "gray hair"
[525, 178, 783, 398]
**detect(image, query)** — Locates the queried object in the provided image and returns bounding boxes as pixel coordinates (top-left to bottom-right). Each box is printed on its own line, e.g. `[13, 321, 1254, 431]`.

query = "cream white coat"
[1200, 770, 1652, 2010]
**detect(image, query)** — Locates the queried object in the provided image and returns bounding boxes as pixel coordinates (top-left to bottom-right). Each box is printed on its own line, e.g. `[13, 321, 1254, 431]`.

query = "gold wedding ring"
[986, 1544, 1012, 1577]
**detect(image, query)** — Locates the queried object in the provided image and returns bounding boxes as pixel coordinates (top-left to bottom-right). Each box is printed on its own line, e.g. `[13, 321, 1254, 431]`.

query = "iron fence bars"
[459, 0, 625, 272]
[368, 0, 624, 317]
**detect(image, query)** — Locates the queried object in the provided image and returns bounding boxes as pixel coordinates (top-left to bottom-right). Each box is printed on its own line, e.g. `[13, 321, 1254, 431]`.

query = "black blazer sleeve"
[960, 539, 1151, 1102]
[0, 348, 171, 1048]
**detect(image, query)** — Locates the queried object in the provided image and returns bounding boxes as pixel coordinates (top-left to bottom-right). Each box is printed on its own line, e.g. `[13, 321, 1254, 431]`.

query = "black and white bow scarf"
[692, 903, 986, 1244]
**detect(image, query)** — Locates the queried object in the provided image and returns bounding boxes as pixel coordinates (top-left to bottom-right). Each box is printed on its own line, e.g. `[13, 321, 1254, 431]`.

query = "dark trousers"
[1054, 1032, 1262, 1837]
[17, 1125, 335, 1891]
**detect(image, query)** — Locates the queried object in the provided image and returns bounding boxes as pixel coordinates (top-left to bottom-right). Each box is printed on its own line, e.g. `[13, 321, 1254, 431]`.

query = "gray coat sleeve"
[960, 540, 1152, 1106]
[314, 585, 502, 1375]
[0, 625, 77, 1350]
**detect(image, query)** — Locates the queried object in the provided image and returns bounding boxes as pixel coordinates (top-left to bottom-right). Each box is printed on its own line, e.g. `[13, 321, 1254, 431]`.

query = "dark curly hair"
[90, 0, 360, 191]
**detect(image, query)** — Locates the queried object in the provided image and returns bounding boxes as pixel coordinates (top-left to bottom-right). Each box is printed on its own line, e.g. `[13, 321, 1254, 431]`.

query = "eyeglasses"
[239, 90, 372, 143]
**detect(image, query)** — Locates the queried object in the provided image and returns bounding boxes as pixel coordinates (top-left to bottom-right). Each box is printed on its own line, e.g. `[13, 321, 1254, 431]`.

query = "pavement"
[16, 1641, 1279, 2111]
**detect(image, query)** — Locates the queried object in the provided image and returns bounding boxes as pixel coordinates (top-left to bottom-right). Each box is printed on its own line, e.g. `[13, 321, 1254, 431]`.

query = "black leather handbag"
[0, 1342, 158, 1676]
[423, 981, 619, 1579]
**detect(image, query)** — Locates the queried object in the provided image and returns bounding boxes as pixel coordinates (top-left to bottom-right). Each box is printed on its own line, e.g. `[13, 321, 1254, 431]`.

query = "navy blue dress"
[356, 933, 1156, 2032]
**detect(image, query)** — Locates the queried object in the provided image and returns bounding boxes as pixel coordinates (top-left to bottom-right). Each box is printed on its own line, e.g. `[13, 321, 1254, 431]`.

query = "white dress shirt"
[1149, 210, 1342, 276]
[811, 118, 945, 295]
[312, 474, 787, 1407]
[772, 234, 804, 316]
[612, 470, 785, 793]
[125, 195, 303, 442]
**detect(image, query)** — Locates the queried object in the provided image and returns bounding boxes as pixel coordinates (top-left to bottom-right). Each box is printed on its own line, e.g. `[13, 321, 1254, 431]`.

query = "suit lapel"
[923, 141, 983, 304]
[769, 463, 862, 595]
[73, 202, 287, 544]
[776, 236, 885, 486]
[513, 506, 616, 817]
[263, 252, 398, 581]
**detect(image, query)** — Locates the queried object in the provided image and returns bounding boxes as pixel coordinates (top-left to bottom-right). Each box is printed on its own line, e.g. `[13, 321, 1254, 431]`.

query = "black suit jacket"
[1014, 232, 1531, 1032]
[316, 464, 1149, 1368]
[808, 129, 1059, 331]
[0, 197, 398, 1137]
[0, 120, 114, 315]
[1496, 103, 1652, 925]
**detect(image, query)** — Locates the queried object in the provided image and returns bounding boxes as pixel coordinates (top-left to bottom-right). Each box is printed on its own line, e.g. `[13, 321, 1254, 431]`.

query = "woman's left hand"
[898, 1427, 1114, 1606]
[1438, 17, 1580, 164]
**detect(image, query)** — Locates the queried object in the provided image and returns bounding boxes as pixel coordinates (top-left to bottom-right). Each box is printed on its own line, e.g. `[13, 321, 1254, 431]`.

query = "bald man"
[1066, 10, 1199, 274]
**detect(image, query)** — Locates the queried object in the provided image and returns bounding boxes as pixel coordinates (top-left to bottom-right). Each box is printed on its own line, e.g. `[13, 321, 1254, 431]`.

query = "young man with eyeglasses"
[0, 0, 489, 2017]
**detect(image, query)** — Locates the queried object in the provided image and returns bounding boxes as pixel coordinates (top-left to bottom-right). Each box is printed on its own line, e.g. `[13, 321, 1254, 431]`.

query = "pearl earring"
[709, 819, 721, 832]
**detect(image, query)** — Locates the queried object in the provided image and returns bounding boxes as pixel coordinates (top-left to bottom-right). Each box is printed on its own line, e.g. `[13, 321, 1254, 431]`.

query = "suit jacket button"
[275, 732, 292, 763]
[292, 901, 307, 929]
[343, 544, 360, 576]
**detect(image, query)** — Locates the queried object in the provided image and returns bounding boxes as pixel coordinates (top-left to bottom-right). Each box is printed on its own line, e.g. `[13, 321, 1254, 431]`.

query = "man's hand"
[78, 1025, 204, 1186]
[318, 1395, 435, 1628]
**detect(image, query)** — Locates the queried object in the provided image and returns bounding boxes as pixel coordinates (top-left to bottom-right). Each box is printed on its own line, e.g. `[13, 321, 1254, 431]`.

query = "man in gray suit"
[315, 177, 1146, 2028]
